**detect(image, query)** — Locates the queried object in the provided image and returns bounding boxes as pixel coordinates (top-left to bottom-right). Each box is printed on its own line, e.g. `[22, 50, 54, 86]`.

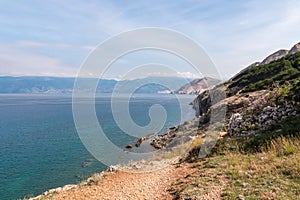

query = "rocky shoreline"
[148, 126, 178, 149]
[29, 164, 121, 200]
[29, 123, 193, 200]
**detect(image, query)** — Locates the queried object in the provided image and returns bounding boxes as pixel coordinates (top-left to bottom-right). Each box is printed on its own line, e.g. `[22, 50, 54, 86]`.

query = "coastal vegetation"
[227, 52, 300, 97]
[170, 44, 300, 199]
[169, 134, 300, 199]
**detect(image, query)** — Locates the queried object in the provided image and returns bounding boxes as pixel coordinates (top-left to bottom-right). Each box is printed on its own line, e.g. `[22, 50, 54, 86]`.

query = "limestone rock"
[261, 49, 289, 65]
[107, 165, 119, 172]
[289, 42, 300, 55]
[175, 77, 221, 95]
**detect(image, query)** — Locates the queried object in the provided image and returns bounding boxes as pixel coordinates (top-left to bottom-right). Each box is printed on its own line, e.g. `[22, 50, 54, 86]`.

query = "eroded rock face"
[228, 113, 243, 135]
[260, 49, 289, 65]
[135, 133, 154, 147]
[192, 85, 299, 137]
[150, 131, 176, 149]
[289, 42, 300, 55]
[258, 105, 297, 130]
[175, 77, 221, 95]
[192, 90, 211, 117]
[227, 104, 299, 136]
[192, 86, 226, 118]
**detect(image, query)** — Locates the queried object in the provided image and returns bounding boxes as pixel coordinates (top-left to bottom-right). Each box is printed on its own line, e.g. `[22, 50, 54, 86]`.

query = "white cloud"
[0, 44, 77, 77]
[176, 71, 203, 79]
[199, 0, 300, 78]
[0, 0, 300, 79]
[16, 40, 95, 51]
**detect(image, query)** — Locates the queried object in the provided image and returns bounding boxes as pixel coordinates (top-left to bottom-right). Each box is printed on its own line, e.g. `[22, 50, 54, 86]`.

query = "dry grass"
[170, 135, 300, 200]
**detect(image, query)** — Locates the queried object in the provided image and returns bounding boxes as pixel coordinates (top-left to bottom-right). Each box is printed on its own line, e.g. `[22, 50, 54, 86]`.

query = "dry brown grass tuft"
[170, 135, 300, 200]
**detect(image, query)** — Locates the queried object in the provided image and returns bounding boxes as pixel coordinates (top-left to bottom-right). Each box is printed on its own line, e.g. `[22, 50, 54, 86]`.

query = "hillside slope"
[182, 42, 300, 199]
[231, 42, 300, 81]
[192, 44, 300, 138]
[174, 77, 221, 95]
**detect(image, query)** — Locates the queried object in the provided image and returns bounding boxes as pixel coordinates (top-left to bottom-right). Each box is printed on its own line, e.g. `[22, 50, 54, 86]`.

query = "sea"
[0, 93, 196, 199]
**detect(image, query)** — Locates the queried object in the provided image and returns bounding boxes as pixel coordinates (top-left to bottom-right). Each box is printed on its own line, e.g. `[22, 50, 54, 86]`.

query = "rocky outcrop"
[260, 49, 289, 65]
[29, 184, 78, 200]
[192, 90, 211, 117]
[227, 113, 244, 135]
[193, 80, 299, 137]
[228, 104, 299, 136]
[150, 126, 178, 149]
[106, 165, 119, 172]
[289, 42, 300, 55]
[175, 77, 221, 95]
[192, 85, 227, 118]
[135, 133, 154, 147]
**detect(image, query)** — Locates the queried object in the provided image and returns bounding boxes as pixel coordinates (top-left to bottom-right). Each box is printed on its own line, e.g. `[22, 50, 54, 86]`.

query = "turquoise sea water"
[0, 94, 195, 199]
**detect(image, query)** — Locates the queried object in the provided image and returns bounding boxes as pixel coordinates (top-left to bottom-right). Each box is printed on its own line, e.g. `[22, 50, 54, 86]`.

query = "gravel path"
[48, 164, 194, 200]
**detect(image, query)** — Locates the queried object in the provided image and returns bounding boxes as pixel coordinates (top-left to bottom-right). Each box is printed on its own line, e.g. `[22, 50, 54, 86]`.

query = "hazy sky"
[0, 0, 300, 79]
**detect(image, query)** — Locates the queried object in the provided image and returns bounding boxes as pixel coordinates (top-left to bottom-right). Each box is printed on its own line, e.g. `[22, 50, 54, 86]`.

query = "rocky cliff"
[192, 42, 300, 138]
[289, 42, 300, 55]
[174, 77, 221, 95]
[260, 49, 289, 65]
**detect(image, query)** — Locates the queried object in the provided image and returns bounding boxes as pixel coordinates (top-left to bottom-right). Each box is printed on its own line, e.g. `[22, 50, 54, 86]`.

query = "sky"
[0, 0, 300, 80]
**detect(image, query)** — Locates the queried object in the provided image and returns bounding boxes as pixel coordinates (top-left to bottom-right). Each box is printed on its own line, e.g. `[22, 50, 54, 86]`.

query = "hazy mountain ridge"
[0, 76, 193, 94]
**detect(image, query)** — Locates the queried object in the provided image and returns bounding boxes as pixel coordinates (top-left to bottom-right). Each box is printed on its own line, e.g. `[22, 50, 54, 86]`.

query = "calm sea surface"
[0, 94, 195, 199]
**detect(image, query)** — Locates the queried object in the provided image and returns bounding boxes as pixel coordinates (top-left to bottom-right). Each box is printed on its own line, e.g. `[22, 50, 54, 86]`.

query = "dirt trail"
[48, 164, 194, 200]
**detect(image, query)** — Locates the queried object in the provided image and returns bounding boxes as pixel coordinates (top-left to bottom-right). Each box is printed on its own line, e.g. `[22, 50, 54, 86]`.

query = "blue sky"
[0, 0, 300, 79]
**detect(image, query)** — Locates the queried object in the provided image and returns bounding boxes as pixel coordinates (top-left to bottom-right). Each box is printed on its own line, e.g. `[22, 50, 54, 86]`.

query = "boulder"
[107, 165, 119, 172]
[135, 133, 154, 147]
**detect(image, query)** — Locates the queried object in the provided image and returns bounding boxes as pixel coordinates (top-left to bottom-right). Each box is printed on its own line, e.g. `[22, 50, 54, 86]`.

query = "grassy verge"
[169, 134, 300, 199]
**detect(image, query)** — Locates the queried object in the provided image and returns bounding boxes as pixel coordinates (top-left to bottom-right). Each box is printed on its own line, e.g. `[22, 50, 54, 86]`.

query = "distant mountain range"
[0, 76, 194, 94]
[5, 42, 297, 95]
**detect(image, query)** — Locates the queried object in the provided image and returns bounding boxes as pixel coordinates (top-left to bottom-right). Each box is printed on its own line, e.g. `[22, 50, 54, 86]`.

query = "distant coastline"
[0, 76, 194, 94]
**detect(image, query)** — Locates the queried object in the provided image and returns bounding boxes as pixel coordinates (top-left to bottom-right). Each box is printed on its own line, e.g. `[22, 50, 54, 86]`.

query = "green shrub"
[228, 52, 300, 95]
